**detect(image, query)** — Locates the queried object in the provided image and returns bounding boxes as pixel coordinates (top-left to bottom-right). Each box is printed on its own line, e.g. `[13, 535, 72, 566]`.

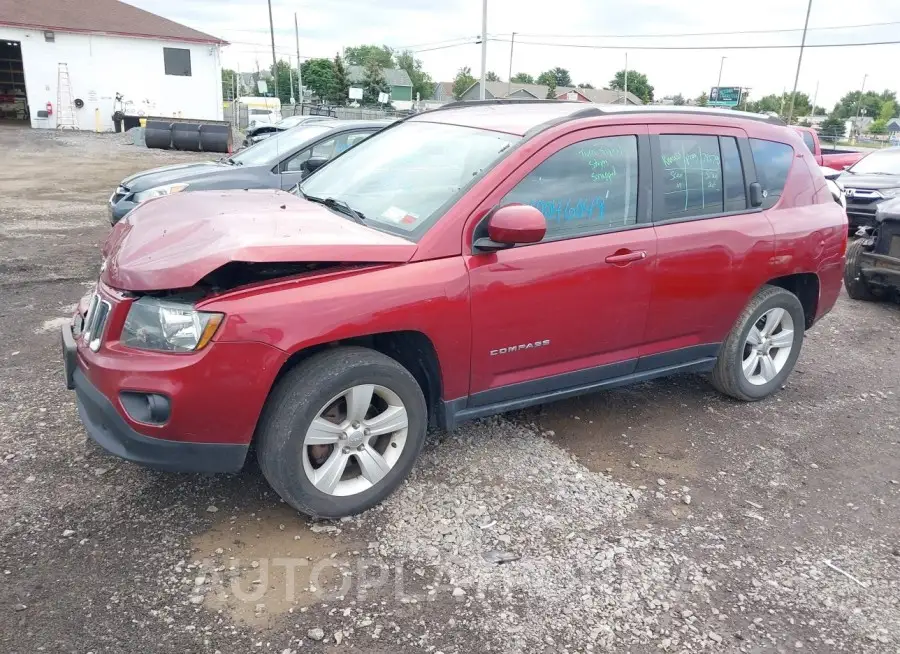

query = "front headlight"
[132, 183, 189, 204]
[122, 298, 223, 352]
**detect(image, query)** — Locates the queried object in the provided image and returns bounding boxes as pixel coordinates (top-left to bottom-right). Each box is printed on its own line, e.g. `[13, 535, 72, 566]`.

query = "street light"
[716, 56, 726, 89]
[479, 0, 487, 100]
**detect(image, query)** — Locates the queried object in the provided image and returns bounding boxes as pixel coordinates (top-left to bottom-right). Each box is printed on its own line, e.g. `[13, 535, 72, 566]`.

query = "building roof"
[0, 0, 226, 45]
[465, 80, 642, 105]
[886, 118, 900, 131]
[433, 81, 454, 97]
[347, 65, 413, 88]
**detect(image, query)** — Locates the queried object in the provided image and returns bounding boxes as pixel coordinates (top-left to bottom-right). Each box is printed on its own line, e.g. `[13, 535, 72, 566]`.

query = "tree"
[819, 114, 846, 140]
[797, 118, 812, 127]
[274, 60, 297, 104]
[694, 91, 708, 107]
[609, 69, 654, 103]
[577, 82, 595, 89]
[511, 72, 534, 84]
[395, 50, 434, 102]
[545, 80, 557, 99]
[344, 44, 394, 68]
[300, 58, 336, 101]
[879, 100, 897, 122]
[537, 67, 571, 88]
[485, 71, 501, 82]
[222, 68, 238, 100]
[831, 89, 895, 121]
[362, 60, 391, 105]
[672, 93, 685, 106]
[327, 53, 350, 106]
[452, 66, 476, 100]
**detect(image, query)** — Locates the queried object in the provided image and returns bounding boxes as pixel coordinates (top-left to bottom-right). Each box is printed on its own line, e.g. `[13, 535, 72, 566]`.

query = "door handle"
[605, 249, 647, 265]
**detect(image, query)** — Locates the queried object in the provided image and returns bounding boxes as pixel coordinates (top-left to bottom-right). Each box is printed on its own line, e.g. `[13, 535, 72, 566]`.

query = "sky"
[128, 0, 899, 108]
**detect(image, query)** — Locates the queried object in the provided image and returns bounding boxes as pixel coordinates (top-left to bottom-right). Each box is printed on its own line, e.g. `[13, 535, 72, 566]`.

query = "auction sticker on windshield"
[380, 206, 420, 228]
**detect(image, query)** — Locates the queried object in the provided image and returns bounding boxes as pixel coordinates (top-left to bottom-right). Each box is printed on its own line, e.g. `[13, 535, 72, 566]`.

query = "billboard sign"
[708, 86, 742, 107]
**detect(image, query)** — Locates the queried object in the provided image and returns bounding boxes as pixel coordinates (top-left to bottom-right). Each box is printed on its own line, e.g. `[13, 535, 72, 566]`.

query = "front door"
[465, 126, 657, 406]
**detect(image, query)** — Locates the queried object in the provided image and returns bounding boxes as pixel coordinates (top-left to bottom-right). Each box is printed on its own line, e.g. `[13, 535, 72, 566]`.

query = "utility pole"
[267, 0, 278, 100]
[811, 80, 819, 115]
[741, 87, 751, 111]
[479, 0, 487, 100]
[294, 13, 303, 110]
[779, 87, 786, 115]
[854, 73, 868, 137]
[288, 57, 294, 105]
[716, 56, 726, 89]
[785, 0, 813, 125]
[623, 52, 628, 104]
[507, 32, 516, 96]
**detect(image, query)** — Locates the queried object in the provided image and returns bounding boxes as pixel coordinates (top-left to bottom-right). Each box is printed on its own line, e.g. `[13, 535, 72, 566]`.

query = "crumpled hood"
[838, 172, 900, 191]
[101, 189, 417, 292]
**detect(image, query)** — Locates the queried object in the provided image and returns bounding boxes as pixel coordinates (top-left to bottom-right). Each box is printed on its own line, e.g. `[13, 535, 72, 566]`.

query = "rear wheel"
[843, 239, 877, 301]
[257, 347, 427, 518]
[710, 285, 805, 401]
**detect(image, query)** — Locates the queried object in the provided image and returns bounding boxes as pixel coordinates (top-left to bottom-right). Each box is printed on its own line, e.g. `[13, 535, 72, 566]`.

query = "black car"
[837, 147, 900, 232]
[242, 114, 335, 147]
[844, 197, 900, 301]
[108, 120, 390, 223]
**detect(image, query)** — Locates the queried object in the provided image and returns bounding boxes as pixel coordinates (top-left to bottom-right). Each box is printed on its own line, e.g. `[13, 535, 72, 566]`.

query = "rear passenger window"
[658, 135, 723, 219]
[800, 131, 815, 154]
[501, 135, 638, 241]
[721, 137, 746, 211]
[749, 139, 794, 209]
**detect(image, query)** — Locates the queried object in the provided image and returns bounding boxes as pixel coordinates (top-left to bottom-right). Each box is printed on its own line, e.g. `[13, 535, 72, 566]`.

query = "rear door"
[278, 130, 377, 190]
[641, 124, 775, 366]
[465, 125, 657, 404]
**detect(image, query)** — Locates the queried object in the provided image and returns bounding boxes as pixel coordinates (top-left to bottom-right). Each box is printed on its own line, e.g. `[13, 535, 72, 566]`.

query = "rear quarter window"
[800, 130, 816, 154]
[749, 139, 794, 209]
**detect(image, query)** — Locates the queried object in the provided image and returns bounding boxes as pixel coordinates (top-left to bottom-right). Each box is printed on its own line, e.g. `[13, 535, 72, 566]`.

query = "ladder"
[56, 63, 79, 130]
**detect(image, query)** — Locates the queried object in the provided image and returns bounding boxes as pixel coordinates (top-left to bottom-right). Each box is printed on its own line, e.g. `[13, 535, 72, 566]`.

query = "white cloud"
[128, 0, 898, 107]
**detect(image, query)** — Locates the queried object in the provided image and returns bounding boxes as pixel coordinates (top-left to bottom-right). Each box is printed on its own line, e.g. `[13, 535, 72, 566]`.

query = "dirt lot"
[0, 125, 898, 654]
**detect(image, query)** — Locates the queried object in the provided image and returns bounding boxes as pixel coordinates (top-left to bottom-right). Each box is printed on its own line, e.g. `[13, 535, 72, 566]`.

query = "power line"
[506, 19, 900, 40]
[391, 36, 479, 50]
[488, 37, 900, 51]
[407, 40, 478, 53]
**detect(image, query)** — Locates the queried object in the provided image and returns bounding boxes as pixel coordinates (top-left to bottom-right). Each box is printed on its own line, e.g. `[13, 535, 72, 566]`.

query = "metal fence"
[223, 102, 408, 130]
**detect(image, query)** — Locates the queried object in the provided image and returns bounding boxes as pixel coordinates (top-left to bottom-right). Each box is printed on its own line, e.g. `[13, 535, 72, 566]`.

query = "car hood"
[838, 172, 900, 191]
[101, 189, 417, 292]
[120, 161, 237, 192]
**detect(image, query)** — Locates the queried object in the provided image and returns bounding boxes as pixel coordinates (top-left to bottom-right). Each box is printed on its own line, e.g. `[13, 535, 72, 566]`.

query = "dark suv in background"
[837, 147, 900, 232]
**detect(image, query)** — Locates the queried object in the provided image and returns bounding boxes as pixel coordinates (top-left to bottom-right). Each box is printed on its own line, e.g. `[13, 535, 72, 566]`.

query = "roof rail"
[434, 98, 582, 111]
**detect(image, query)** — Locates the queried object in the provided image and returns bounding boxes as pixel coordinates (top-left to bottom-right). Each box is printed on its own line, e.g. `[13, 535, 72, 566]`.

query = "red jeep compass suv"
[62, 101, 847, 517]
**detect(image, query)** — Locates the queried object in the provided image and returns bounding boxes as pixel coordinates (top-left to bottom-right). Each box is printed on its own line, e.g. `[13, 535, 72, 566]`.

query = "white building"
[0, 0, 226, 131]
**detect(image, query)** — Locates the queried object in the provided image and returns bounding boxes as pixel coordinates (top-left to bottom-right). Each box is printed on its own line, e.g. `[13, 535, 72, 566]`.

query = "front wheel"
[843, 239, 877, 301]
[257, 347, 427, 518]
[709, 285, 805, 401]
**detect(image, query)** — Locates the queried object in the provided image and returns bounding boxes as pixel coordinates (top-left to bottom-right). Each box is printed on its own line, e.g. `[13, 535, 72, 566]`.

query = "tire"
[843, 239, 877, 301]
[709, 285, 805, 402]
[257, 346, 427, 518]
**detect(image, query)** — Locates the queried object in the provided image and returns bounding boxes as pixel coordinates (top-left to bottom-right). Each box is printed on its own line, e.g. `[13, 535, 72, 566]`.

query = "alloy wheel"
[742, 307, 795, 386]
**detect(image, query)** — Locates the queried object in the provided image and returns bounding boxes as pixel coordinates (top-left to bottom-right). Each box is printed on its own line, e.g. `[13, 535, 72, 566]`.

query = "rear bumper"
[73, 366, 249, 473]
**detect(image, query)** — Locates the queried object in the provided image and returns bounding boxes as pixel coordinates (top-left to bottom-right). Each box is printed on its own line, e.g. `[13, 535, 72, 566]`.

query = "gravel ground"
[0, 125, 898, 653]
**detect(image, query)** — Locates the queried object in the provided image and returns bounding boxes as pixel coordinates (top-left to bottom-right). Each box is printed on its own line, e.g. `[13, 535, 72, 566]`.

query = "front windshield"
[299, 121, 519, 239]
[232, 124, 334, 166]
[848, 149, 900, 175]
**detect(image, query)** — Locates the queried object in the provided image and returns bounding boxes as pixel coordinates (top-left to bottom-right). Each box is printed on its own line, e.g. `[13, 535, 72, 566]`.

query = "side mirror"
[749, 182, 764, 208]
[842, 164, 852, 171]
[474, 204, 546, 252]
[301, 156, 328, 174]
[820, 166, 841, 181]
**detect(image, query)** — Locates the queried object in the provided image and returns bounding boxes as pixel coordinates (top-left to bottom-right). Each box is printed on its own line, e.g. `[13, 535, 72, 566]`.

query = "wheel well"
[767, 273, 819, 329]
[271, 331, 443, 425]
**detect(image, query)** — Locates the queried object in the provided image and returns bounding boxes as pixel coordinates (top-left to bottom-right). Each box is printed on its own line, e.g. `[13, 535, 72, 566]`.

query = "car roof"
[409, 100, 785, 136]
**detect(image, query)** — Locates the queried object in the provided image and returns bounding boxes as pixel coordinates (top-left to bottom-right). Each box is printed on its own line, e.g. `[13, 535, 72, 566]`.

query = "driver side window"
[283, 137, 338, 172]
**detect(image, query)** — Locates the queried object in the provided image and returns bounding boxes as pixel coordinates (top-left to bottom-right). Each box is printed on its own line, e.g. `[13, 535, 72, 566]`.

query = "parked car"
[820, 166, 847, 211]
[836, 147, 900, 233]
[843, 197, 900, 301]
[793, 126, 865, 171]
[243, 115, 336, 148]
[63, 101, 847, 518]
[107, 120, 390, 223]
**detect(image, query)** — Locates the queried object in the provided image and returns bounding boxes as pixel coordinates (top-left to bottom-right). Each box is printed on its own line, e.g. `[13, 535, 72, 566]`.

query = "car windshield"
[249, 109, 272, 116]
[848, 149, 900, 175]
[298, 121, 519, 239]
[232, 124, 334, 166]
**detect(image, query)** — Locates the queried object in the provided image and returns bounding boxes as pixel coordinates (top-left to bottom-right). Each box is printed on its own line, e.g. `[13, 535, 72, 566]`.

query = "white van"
[238, 97, 282, 129]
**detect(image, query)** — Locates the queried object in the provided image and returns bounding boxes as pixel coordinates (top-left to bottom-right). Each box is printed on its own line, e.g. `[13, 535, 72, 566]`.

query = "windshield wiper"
[304, 194, 366, 224]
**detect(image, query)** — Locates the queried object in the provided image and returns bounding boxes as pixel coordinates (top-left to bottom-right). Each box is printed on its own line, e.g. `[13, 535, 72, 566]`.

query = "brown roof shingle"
[0, 0, 226, 44]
